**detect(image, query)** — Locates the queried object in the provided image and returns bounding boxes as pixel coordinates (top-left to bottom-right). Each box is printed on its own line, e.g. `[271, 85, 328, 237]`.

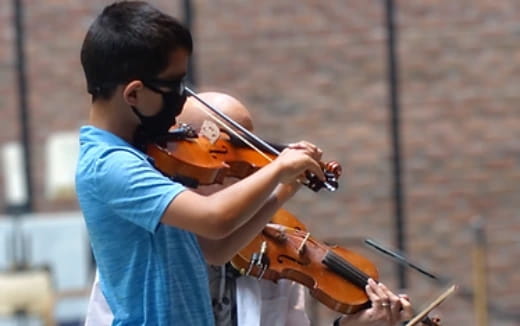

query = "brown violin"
[231, 210, 442, 325]
[231, 220, 379, 314]
[147, 124, 342, 191]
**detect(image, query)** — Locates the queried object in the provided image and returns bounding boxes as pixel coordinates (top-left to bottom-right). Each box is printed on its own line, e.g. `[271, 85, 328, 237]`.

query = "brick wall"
[0, 0, 518, 324]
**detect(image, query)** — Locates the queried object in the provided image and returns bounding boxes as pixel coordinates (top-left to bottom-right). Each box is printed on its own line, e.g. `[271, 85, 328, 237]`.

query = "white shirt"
[85, 270, 309, 326]
[236, 276, 310, 326]
[84, 272, 113, 326]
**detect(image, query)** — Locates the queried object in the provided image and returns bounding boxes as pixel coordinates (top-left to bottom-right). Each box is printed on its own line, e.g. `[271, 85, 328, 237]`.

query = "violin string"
[323, 250, 371, 289]
[291, 228, 370, 288]
[184, 87, 276, 162]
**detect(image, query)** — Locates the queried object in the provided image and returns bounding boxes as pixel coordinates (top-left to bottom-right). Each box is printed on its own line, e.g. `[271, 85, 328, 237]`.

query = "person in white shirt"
[175, 92, 418, 326]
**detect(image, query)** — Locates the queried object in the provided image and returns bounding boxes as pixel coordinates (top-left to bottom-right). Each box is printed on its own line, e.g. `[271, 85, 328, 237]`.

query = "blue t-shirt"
[76, 126, 214, 326]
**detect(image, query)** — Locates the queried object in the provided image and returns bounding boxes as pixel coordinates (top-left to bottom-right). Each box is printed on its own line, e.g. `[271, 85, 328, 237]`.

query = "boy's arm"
[197, 182, 300, 265]
[161, 144, 323, 240]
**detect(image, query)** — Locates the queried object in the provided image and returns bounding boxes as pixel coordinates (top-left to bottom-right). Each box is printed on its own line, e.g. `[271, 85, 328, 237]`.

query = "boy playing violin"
[84, 88, 428, 326]
[77, 1, 323, 325]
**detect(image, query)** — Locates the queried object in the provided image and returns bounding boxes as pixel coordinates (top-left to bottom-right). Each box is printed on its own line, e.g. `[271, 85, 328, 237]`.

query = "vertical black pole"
[12, 0, 33, 214]
[384, 0, 406, 288]
[182, 0, 197, 87]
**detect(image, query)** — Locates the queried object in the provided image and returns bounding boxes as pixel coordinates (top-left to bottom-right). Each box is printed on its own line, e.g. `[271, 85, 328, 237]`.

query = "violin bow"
[405, 284, 457, 326]
[364, 238, 439, 280]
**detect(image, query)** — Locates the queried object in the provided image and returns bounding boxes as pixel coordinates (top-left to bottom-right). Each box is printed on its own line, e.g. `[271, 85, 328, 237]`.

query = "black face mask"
[132, 79, 187, 140]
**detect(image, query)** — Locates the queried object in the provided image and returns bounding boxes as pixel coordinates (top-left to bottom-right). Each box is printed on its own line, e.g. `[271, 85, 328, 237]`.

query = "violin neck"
[322, 250, 370, 289]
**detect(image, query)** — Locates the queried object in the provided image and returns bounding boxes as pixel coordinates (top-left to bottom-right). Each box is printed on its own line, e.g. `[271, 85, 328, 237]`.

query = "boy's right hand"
[274, 141, 325, 184]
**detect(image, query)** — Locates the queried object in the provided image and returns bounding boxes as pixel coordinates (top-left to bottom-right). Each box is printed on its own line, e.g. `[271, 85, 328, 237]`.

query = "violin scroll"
[304, 160, 342, 192]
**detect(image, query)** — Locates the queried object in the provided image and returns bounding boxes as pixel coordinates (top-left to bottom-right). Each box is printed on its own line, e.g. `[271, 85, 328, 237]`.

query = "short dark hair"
[80, 1, 193, 100]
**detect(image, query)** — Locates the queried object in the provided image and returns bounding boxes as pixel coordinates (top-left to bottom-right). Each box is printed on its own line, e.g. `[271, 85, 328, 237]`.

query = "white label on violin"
[200, 120, 220, 144]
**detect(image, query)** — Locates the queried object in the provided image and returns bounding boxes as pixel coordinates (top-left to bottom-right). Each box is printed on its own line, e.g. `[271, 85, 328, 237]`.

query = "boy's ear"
[123, 80, 144, 105]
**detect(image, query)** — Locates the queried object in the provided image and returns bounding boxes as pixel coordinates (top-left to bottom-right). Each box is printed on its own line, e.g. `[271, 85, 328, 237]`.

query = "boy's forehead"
[158, 48, 190, 79]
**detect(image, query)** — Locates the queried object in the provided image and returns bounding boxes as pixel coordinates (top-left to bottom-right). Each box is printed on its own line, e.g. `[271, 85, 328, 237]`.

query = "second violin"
[231, 210, 443, 325]
[231, 209, 379, 314]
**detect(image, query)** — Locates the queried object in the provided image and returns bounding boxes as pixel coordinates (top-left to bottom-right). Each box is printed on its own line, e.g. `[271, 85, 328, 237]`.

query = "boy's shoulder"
[79, 126, 146, 159]
[77, 126, 151, 182]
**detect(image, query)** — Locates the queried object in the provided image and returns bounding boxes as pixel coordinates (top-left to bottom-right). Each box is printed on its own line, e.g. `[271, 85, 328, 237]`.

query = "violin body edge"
[230, 217, 379, 315]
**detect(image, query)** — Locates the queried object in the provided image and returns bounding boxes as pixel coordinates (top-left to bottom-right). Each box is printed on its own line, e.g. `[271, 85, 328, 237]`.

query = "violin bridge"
[297, 232, 311, 255]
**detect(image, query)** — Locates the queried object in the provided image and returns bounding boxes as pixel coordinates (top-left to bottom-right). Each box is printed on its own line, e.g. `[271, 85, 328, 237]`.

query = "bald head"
[177, 92, 254, 132]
